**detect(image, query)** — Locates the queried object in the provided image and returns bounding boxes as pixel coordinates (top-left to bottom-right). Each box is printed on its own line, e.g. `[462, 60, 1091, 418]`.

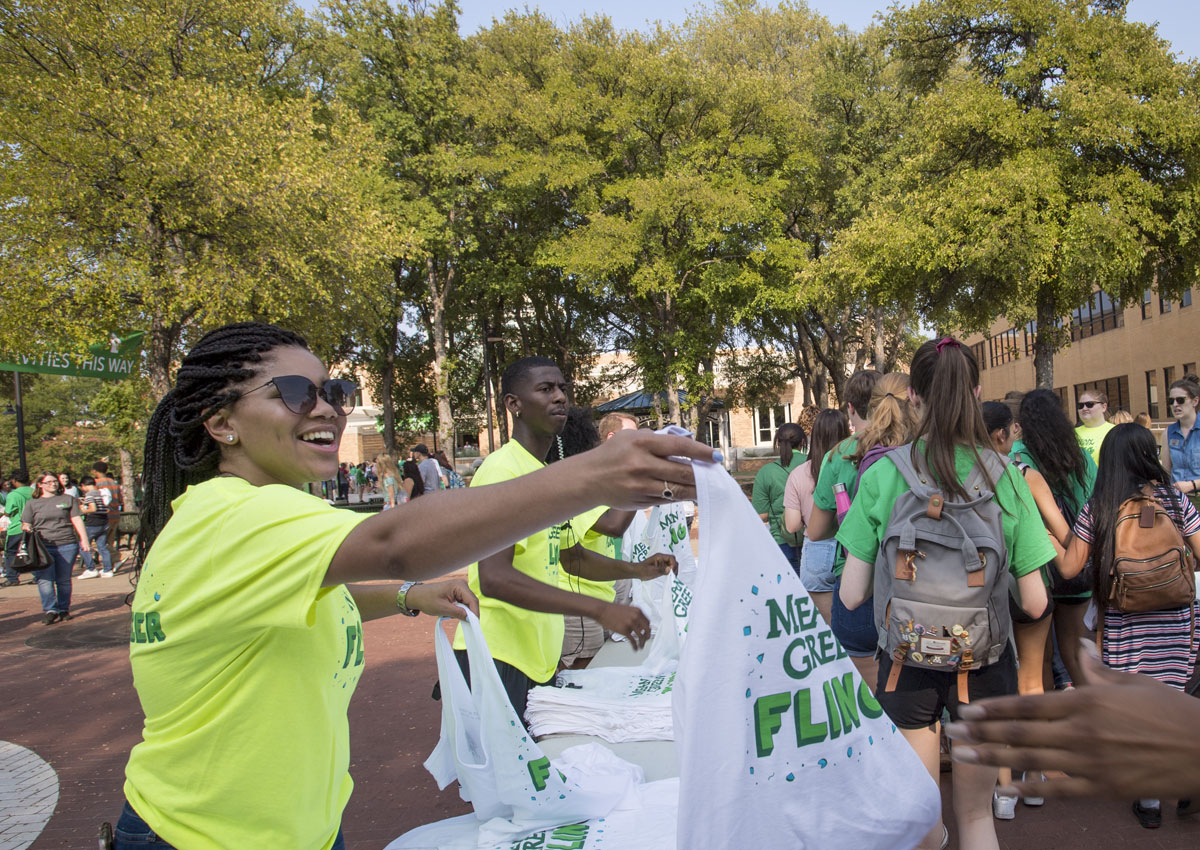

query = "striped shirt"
[1076, 485, 1200, 689]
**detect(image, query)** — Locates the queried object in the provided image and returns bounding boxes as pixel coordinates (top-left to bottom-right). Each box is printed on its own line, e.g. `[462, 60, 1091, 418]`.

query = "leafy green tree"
[840, 0, 1200, 387]
[0, 0, 390, 397]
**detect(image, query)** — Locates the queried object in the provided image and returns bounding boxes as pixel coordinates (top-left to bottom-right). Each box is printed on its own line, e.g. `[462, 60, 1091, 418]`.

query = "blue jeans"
[114, 802, 346, 849]
[831, 573, 878, 658]
[82, 523, 113, 573]
[34, 542, 76, 615]
[2, 532, 21, 583]
[799, 538, 838, 593]
[777, 541, 801, 576]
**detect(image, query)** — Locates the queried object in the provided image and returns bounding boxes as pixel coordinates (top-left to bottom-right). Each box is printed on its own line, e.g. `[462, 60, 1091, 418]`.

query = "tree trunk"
[378, 291, 400, 454]
[119, 447, 136, 512]
[666, 376, 682, 425]
[147, 316, 178, 401]
[426, 254, 456, 458]
[1034, 295, 1059, 390]
[873, 305, 886, 371]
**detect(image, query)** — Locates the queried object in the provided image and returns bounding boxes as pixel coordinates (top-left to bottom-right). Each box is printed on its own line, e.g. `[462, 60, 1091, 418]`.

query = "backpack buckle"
[926, 494, 944, 520]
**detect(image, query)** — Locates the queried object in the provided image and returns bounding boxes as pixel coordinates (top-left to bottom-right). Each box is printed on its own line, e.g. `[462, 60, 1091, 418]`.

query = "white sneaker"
[993, 791, 1017, 819]
[77, 569, 100, 579]
[1021, 771, 1045, 806]
[99, 571, 115, 578]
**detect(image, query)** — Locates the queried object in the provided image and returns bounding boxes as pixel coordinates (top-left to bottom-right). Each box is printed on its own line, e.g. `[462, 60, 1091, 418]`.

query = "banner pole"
[13, 371, 26, 473]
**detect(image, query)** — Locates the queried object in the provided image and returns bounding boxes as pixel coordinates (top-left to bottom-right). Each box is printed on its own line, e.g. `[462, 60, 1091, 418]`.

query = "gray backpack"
[873, 444, 1011, 696]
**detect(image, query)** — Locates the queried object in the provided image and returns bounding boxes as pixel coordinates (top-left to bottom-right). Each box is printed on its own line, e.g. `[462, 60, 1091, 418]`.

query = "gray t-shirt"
[418, 458, 442, 493]
[22, 495, 81, 544]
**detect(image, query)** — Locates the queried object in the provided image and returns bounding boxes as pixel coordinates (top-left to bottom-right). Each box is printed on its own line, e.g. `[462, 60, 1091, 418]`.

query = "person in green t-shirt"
[750, 423, 807, 572]
[1075, 388, 1114, 466]
[453, 359, 679, 717]
[116, 324, 718, 850]
[838, 337, 1050, 850]
[1, 470, 33, 586]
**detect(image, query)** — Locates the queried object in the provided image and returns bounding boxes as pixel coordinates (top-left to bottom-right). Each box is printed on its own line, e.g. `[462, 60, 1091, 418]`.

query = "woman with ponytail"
[837, 337, 1051, 850]
[783, 408, 850, 624]
[115, 324, 716, 850]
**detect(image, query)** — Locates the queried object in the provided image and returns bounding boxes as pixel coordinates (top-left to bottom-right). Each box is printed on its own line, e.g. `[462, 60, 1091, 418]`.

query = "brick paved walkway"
[2, 573, 1199, 849]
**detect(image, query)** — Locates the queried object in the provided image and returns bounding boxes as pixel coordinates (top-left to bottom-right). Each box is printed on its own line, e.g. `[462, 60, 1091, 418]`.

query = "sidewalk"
[1, 570, 1198, 849]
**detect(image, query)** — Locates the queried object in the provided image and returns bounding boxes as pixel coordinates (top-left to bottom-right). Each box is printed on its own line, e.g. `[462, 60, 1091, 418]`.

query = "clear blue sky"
[416, 1, 1197, 60]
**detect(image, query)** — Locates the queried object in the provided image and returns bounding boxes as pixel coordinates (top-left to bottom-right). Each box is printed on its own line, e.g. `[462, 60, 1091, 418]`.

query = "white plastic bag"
[673, 459, 941, 850]
[423, 610, 634, 835]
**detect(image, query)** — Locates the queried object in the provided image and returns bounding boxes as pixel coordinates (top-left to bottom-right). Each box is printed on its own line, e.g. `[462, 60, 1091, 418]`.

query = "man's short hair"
[597, 413, 637, 440]
[844, 370, 882, 417]
[92, 460, 109, 474]
[500, 356, 558, 397]
[10, 469, 29, 485]
[412, 443, 430, 457]
[79, 475, 96, 487]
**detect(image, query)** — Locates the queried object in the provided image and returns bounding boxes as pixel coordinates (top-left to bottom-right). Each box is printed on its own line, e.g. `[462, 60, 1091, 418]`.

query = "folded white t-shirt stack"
[525, 666, 677, 743]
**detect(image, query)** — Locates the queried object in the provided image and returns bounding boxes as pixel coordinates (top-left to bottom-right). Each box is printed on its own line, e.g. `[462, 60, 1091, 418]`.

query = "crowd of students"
[70, 316, 1198, 849]
[765, 347, 1200, 848]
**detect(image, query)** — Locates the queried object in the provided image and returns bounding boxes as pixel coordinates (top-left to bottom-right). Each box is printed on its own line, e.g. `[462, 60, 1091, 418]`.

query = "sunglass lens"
[271, 376, 318, 415]
[324, 380, 356, 415]
[1170, 397, 1188, 405]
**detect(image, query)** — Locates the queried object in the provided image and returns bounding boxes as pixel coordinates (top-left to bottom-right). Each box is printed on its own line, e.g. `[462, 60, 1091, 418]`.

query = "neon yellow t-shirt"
[1075, 421, 1114, 466]
[123, 477, 369, 850]
[452, 439, 565, 682]
[558, 503, 618, 603]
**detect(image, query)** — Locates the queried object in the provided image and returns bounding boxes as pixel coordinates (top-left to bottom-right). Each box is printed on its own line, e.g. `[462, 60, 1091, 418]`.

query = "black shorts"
[875, 644, 1017, 730]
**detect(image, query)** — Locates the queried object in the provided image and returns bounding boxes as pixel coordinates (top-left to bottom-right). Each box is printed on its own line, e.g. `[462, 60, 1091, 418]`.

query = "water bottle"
[833, 482, 851, 524]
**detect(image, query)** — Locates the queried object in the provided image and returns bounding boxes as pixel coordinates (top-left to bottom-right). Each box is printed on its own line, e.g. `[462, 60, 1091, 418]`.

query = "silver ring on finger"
[662, 481, 674, 500]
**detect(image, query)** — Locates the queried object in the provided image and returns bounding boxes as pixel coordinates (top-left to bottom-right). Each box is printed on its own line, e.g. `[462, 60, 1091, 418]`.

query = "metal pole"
[482, 322, 495, 453]
[13, 371, 27, 473]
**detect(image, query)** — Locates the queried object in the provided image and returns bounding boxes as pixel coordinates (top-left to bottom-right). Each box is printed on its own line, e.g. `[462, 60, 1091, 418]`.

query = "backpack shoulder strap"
[885, 443, 936, 498]
[962, 449, 1008, 500]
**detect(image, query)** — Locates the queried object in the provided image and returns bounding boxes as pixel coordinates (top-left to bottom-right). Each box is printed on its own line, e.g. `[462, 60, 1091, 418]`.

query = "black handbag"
[13, 532, 51, 573]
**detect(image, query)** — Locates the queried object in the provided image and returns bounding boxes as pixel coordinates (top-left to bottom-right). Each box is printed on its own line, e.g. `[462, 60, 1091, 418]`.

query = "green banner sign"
[0, 332, 143, 380]
[0, 351, 138, 380]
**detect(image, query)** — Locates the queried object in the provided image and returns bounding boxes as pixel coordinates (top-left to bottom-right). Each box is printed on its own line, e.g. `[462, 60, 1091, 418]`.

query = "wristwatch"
[396, 581, 421, 617]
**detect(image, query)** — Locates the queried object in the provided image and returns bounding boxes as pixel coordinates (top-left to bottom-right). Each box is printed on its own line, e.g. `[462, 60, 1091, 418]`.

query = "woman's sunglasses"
[1170, 396, 1190, 406]
[1077, 401, 1101, 409]
[243, 376, 357, 416]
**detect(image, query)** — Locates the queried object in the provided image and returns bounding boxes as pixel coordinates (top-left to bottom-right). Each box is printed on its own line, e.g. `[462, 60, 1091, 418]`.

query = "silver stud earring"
[227, 435, 235, 442]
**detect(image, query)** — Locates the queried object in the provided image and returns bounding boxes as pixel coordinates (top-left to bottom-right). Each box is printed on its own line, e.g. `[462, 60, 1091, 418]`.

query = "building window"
[1071, 291, 1123, 341]
[702, 417, 722, 448]
[754, 404, 791, 445]
[1186, 363, 1197, 379]
[1160, 294, 1172, 314]
[1183, 288, 1193, 308]
[1146, 370, 1160, 420]
[1164, 366, 1176, 396]
[1055, 387, 1069, 415]
[988, 328, 1021, 367]
[970, 341, 987, 370]
[1142, 289, 1153, 319]
[1074, 375, 1130, 415]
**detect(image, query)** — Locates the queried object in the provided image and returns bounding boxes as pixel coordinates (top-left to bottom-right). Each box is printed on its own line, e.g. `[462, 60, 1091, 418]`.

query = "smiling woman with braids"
[113, 324, 716, 850]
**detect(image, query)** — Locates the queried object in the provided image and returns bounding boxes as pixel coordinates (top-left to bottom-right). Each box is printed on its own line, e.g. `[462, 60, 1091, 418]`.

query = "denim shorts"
[799, 538, 837, 593]
[831, 573, 878, 657]
[114, 802, 346, 849]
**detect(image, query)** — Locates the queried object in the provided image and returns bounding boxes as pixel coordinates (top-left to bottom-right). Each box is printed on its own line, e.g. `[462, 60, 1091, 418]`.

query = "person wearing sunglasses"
[1161, 374, 1200, 510]
[1074, 389, 1114, 466]
[112, 322, 717, 850]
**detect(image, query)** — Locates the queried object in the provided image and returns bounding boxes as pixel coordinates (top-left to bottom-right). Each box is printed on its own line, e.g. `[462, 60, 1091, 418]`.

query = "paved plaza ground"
[3, 569, 1200, 849]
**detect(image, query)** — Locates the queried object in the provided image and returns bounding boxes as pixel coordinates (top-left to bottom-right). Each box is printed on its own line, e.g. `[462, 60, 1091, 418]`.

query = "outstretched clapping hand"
[946, 639, 1200, 799]
[586, 429, 720, 510]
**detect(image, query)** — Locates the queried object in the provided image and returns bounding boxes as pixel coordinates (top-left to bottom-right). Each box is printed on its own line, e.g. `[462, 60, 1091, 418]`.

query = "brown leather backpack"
[1107, 490, 1196, 613]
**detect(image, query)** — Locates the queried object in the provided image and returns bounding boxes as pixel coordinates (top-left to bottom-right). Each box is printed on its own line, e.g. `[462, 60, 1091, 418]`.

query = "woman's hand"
[946, 639, 1200, 799]
[633, 553, 677, 581]
[583, 430, 720, 509]
[597, 603, 652, 650]
[406, 580, 479, 619]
